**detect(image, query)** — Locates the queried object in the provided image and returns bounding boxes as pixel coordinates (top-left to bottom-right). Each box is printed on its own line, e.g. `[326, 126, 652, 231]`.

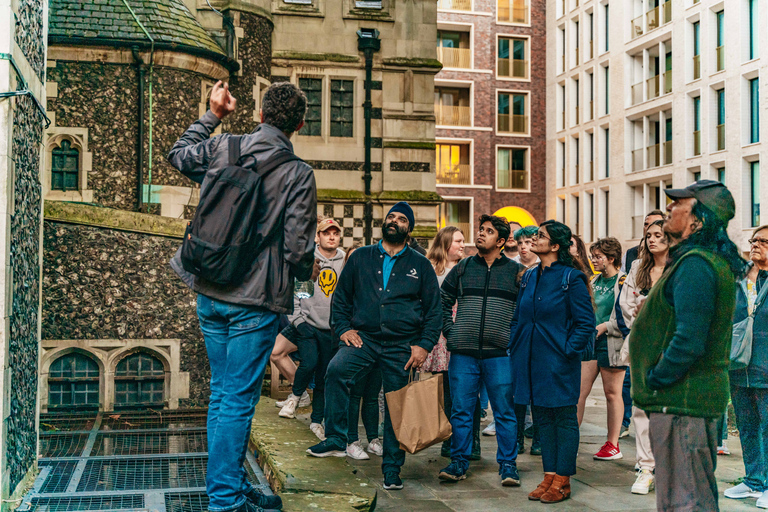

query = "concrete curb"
[249, 397, 377, 511]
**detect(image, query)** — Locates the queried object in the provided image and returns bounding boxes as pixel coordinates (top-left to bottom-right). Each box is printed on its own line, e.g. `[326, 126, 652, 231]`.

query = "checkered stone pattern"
[319, 203, 366, 249]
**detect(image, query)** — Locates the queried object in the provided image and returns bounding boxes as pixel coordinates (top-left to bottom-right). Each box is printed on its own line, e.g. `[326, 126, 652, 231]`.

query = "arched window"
[51, 139, 79, 191]
[48, 353, 100, 408]
[115, 352, 165, 407]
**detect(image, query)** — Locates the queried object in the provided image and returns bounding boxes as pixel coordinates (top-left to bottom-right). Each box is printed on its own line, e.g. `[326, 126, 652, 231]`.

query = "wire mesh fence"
[76, 456, 208, 492]
[28, 495, 145, 512]
[40, 433, 90, 458]
[90, 431, 207, 456]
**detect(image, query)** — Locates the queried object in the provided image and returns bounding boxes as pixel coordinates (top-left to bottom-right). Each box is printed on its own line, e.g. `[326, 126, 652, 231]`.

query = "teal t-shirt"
[593, 273, 619, 324]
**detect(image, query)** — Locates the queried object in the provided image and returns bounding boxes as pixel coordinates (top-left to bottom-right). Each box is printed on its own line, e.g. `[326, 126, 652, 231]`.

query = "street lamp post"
[357, 28, 380, 245]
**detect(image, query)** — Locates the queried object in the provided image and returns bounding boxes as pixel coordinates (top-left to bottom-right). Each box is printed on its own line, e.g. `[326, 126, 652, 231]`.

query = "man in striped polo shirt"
[437, 214, 524, 486]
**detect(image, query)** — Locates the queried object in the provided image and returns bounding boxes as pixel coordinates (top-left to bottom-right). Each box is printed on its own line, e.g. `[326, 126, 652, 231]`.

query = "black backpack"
[181, 135, 301, 284]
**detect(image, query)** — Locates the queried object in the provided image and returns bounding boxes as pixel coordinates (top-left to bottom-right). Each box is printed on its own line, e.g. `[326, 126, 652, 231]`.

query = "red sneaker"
[593, 441, 623, 460]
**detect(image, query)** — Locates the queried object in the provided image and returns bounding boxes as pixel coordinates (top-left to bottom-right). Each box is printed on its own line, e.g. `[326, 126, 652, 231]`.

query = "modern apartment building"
[548, 0, 764, 253]
[436, 0, 546, 242]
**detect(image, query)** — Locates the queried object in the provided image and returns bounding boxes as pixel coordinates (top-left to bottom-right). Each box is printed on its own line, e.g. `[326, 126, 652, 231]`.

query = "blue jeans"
[449, 354, 517, 468]
[197, 295, 278, 511]
[533, 405, 579, 476]
[731, 384, 768, 491]
[622, 367, 632, 428]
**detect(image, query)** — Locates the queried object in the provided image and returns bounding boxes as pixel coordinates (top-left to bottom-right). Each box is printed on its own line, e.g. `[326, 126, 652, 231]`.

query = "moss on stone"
[378, 190, 442, 202]
[412, 226, 438, 238]
[383, 141, 437, 150]
[317, 189, 367, 201]
[273, 51, 360, 63]
[44, 201, 187, 238]
[382, 57, 443, 69]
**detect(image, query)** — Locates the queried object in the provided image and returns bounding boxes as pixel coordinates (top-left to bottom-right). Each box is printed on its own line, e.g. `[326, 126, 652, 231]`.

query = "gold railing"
[437, 47, 471, 69]
[693, 130, 701, 156]
[647, 6, 659, 31]
[589, 161, 594, 181]
[498, 0, 529, 23]
[693, 0, 699, 4]
[575, 48, 580, 66]
[647, 74, 660, 100]
[647, 143, 660, 168]
[589, 40, 594, 60]
[561, 110, 565, 128]
[589, 100, 594, 121]
[574, 164, 580, 184]
[446, 221, 471, 237]
[436, 104, 472, 126]
[632, 148, 644, 172]
[664, 140, 673, 165]
[693, 55, 700, 80]
[632, 14, 644, 39]
[497, 168, 529, 189]
[717, 124, 725, 151]
[437, 0, 471, 10]
[498, 114, 529, 134]
[663, 70, 672, 94]
[437, 164, 472, 185]
[632, 82, 644, 105]
[561, 54, 565, 72]
[575, 107, 580, 125]
[663, 1, 672, 24]
[716, 45, 725, 71]
[498, 58, 528, 78]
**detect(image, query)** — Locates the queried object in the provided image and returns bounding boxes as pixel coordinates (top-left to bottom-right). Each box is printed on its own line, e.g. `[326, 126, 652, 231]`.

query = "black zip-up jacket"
[167, 112, 317, 314]
[331, 244, 441, 352]
[441, 254, 523, 358]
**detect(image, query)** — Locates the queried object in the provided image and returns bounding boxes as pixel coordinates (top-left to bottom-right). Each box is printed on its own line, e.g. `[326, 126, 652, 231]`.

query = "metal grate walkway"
[19, 410, 272, 512]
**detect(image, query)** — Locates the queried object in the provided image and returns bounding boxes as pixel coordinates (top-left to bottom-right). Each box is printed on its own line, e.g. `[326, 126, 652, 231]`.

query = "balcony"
[716, 45, 724, 72]
[717, 124, 725, 151]
[647, 74, 660, 100]
[664, 140, 673, 165]
[693, 55, 700, 80]
[631, 82, 643, 105]
[498, 114, 529, 134]
[561, 110, 565, 129]
[445, 221, 471, 237]
[497, 168, 529, 189]
[437, 164, 472, 185]
[574, 107, 580, 125]
[647, 143, 660, 168]
[498, 0, 529, 24]
[437, 47, 471, 69]
[663, 1, 671, 24]
[663, 71, 672, 94]
[575, 48, 580, 66]
[437, 0, 471, 10]
[588, 161, 594, 181]
[632, 148, 644, 171]
[436, 105, 472, 126]
[647, 6, 659, 31]
[632, 14, 644, 39]
[574, 164, 580, 184]
[632, 215, 645, 239]
[693, 130, 701, 156]
[589, 40, 594, 60]
[498, 58, 529, 79]
[589, 100, 594, 121]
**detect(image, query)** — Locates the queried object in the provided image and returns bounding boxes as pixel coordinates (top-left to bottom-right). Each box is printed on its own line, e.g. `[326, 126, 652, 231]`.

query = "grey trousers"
[648, 412, 719, 512]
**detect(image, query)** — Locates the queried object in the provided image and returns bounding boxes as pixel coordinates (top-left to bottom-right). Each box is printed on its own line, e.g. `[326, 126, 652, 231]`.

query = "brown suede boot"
[540, 475, 571, 503]
[528, 473, 555, 501]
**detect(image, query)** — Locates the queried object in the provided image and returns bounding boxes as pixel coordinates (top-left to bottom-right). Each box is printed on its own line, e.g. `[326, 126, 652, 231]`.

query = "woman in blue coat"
[509, 220, 596, 504]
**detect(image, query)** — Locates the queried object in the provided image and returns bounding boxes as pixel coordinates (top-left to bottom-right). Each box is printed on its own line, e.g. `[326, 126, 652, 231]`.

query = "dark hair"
[427, 226, 463, 276]
[590, 237, 623, 269]
[479, 214, 511, 244]
[514, 225, 539, 241]
[636, 219, 668, 290]
[261, 82, 307, 133]
[570, 233, 591, 274]
[646, 209, 666, 219]
[669, 201, 747, 279]
[539, 220, 576, 268]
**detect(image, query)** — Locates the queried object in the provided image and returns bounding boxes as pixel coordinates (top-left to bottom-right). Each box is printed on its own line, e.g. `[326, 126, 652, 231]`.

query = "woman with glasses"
[724, 226, 768, 508]
[509, 221, 596, 503]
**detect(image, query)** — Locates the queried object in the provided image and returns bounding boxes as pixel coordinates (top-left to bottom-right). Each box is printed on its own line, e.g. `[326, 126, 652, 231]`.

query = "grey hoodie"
[290, 247, 346, 330]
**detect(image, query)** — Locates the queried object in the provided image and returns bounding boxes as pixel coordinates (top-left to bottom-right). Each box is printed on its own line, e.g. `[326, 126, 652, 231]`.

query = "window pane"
[299, 78, 322, 136]
[752, 161, 761, 227]
[751, 78, 760, 143]
[330, 80, 354, 138]
[51, 140, 79, 192]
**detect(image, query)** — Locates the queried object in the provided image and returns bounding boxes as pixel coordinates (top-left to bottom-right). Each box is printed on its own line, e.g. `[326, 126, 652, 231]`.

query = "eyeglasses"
[749, 238, 768, 247]
[532, 232, 552, 243]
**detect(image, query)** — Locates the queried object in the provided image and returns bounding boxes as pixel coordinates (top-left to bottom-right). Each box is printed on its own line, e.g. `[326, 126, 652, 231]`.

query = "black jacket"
[168, 112, 317, 314]
[331, 244, 441, 351]
[441, 255, 523, 358]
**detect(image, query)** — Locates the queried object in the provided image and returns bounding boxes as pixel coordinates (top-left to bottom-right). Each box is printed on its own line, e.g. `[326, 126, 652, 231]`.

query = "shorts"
[595, 334, 627, 370]
[280, 323, 301, 345]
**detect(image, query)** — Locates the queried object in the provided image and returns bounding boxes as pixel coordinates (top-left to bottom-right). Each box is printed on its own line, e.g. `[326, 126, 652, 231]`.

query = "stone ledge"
[249, 398, 376, 512]
[44, 201, 187, 238]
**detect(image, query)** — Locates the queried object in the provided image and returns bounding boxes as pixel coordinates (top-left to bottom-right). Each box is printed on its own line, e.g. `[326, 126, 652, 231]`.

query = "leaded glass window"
[51, 140, 79, 191]
[299, 78, 322, 136]
[49, 353, 100, 408]
[115, 352, 165, 407]
[330, 80, 354, 138]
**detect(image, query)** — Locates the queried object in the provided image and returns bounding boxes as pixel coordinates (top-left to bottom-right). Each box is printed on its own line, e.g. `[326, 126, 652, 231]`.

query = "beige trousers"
[633, 406, 655, 470]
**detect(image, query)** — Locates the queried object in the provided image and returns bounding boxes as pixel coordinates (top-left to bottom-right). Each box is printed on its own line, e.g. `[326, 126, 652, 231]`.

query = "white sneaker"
[631, 469, 655, 495]
[717, 442, 730, 455]
[366, 438, 383, 457]
[482, 421, 496, 436]
[309, 422, 325, 441]
[757, 490, 768, 509]
[278, 394, 301, 418]
[725, 482, 763, 499]
[346, 441, 370, 460]
[276, 391, 310, 408]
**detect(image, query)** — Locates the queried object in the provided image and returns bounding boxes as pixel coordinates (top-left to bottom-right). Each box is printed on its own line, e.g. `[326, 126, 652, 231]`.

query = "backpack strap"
[228, 135, 242, 166]
[520, 267, 535, 290]
[561, 268, 575, 291]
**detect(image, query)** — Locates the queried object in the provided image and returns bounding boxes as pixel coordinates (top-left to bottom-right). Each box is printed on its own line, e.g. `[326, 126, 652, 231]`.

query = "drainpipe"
[132, 47, 145, 211]
[357, 29, 380, 245]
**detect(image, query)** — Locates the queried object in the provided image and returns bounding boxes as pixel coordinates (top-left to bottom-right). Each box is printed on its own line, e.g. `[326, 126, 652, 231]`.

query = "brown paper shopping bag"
[385, 372, 452, 454]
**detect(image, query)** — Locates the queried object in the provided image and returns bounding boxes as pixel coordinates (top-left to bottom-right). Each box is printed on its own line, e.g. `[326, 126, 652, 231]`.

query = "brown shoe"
[540, 475, 571, 503]
[528, 473, 555, 501]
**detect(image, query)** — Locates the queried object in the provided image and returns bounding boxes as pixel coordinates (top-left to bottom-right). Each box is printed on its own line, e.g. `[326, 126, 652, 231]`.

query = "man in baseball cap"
[630, 179, 746, 511]
[317, 218, 342, 234]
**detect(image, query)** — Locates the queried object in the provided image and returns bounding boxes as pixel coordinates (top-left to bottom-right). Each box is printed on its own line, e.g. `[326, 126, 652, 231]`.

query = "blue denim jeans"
[197, 294, 278, 511]
[622, 367, 632, 428]
[731, 384, 768, 491]
[448, 354, 517, 468]
[533, 405, 579, 476]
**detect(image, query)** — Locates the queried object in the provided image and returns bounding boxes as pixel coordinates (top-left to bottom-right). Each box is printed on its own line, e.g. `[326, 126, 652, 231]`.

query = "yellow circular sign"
[492, 206, 538, 228]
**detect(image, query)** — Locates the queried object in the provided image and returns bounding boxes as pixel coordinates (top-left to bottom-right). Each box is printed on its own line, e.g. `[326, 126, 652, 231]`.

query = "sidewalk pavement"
[298, 380, 756, 511]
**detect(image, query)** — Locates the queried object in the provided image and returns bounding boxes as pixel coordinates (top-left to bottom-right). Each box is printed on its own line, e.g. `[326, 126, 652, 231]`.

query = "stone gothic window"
[48, 353, 100, 408]
[51, 139, 79, 191]
[330, 80, 354, 137]
[115, 352, 165, 407]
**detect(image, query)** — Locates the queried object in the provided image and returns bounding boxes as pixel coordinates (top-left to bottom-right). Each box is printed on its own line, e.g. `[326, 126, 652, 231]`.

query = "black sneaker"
[500, 462, 520, 487]
[383, 472, 403, 490]
[438, 460, 468, 482]
[529, 441, 541, 456]
[306, 440, 345, 458]
[524, 425, 534, 438]
[245, 486, 282, 510]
